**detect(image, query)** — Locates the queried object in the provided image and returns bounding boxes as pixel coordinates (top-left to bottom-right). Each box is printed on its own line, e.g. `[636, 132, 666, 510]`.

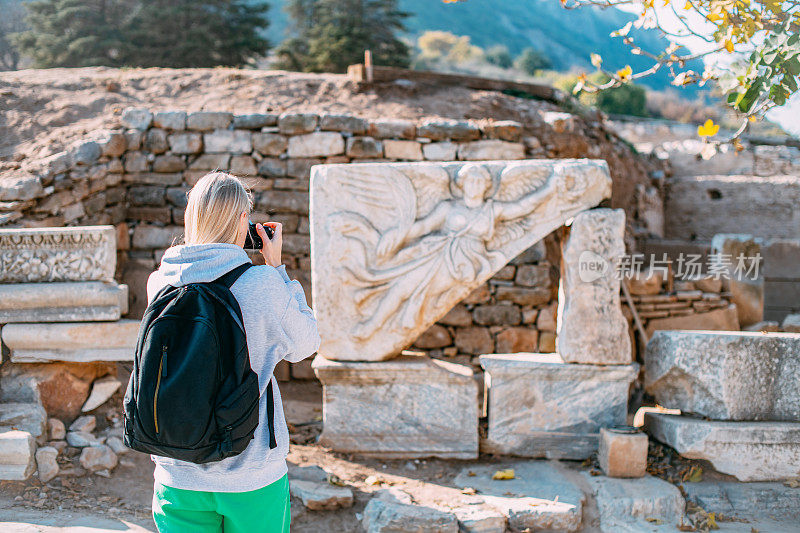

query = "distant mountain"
[261, 0, 701, 92]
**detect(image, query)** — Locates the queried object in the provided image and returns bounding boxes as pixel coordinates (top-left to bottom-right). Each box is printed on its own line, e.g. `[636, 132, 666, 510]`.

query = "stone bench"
[1, 320, 139, 362]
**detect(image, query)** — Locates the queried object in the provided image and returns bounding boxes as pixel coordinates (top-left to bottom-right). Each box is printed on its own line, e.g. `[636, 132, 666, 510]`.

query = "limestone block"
[167, 132, 202, 154]
[2, 320, 139, 363]
[203, 130, 251, 153]
[367, 119, 416, 139]
[313, 355, 478, 458]
[598, 428, 648, 478]
[278, 113, 318, 134]
[252, 133, 288, 156]
[186, 111, 232, 131]
[362, 498, 458, 533]
[644, 412, 800, 481]
[0, 225, 116, 283]
[35, 446, 59, 482]
[626, 268, 663, 295]
[457, 140, 525, 161]
[0, 403, 47, 439]
[47, 418, 65, 440]
[558, 208, 631, 364]
[311, 159, 611, 361]
[319, 114, 367, 134]
[422, 142, 457, 161]
[452, 507, 506, 533]
[682, 480, 800, 525]
[0, 430, 36, 481]
[79, 444, 117, 472]
[232, 113, 277, 129]
[483, 121, 524, 142]
[289, 479, 354, 510]
[346, 136, 383, 158]
[710, 234, 764, 327]
[782, 313, 800, 332]
[452, 462, 584, 532]
[0, 282, 128, 323]
[645, 304, 739, 337]
[383, 140, 423, 160]
[153, 111, 186, 130]
[121, 108, 152, 130]
[418, 120, 480, 141]
[0, 174, 44, 202]
[480, 353, 638, 459]
[645, 330, 800, 421]
[287, 132, 345, 158]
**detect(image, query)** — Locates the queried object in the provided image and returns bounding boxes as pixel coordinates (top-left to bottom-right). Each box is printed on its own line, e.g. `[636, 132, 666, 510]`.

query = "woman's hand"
[257, 222, 282, 267]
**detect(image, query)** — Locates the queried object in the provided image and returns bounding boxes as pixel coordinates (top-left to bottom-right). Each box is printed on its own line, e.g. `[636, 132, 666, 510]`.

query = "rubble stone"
[69, 415, 96, 433]
[0, 403, 47, 440]
[233, 113, 277, 129]
[0, 430, 36, 481]
[153, 111, 186, 130]
[186, 111, 232, 131]
[362, 498, 458, 533]
[422, 142, 457, 160]
[418, 120, 480, 141]
[289, 479, 354, 510]
[79, 444, 117, 472]
[383, 140, 423, 160]
[121, 108, 152, 130]
[495, 327, 538, 353]
[278, 113, 318, 134]
[367, 119, 416, 139]
[204, 130, 251, 153]
[626, 268, 663, 295]
[252, 133, 288, 156]
[81, 377, 122, 412]
[346, 136, 383, 158]
[452, 507, 507, 533]
[47, 418, 66, 440]
[711, 234, 764, 327]
[168, 133, 203, 154]
[319, 114, 367, 134]
[35, 446, 59, 482]
[414, 324, 452, 349]
[287, 132, 345, 158]
[455, 327, 493, 355]
[457, 140, 525, 161]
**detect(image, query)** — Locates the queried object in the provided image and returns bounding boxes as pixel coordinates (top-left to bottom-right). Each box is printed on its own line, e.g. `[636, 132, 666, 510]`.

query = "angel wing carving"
[486, 163, 553, 250]
[334, 166, 417, 234]
[399, 165, 451, 219]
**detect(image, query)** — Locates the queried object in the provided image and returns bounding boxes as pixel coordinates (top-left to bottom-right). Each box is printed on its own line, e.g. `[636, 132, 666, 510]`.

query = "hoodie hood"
[156, 243, 250, 286]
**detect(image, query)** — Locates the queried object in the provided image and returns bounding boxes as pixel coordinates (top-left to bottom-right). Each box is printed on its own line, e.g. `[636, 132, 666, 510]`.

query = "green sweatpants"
[152, 474, 290, 533]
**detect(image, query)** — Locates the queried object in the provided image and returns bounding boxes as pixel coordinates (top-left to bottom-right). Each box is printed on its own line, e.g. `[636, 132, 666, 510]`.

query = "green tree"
[556, 72, 647, 116]
[485, 44, 512, 69]
[13, 0, 133, 68]
[276, 0, 410, 73]
[122, 0, 270, 67]
[0, 1, 27, 70]
[514, 47, 551, 75]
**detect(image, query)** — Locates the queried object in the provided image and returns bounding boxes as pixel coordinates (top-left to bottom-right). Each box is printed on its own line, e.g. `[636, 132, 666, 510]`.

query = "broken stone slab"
[710, 234, 764, 328]
[3, 320, 138, 362]
[0, 403, 47, 440]
[79, 444, 117, 472]
[644, 412, 800, 481]
[583, 474, 686, 532]
[0, 430, 36, 480]
[362, 498, 459, 533]
[0, 226, 116, 283]
[0, 282, 128, 323]
[288, 464, 329, 483]
[35, 446, 59, 482]
[645, 304, 739, 337]
[682, 480, 800, 527]
[289, 479, 354, 510]
[645, 330, 800, 421]
[452, 506, 507, 533]
[81, 377, 122, 412]
[310, 159, 611, 361]
[558, 208, 631, 364]
[452, 461, 584, 532]
[313, 354, 479, 459]
[479, 353, 638, 459]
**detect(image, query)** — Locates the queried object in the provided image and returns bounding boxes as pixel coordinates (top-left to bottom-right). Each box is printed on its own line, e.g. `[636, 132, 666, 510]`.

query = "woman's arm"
[277, 266, 321, 363]
[495, 185, 554, 222]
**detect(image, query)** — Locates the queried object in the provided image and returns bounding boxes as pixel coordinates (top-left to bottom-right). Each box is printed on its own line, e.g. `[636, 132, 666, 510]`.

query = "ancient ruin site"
[0, 66, 799, 532]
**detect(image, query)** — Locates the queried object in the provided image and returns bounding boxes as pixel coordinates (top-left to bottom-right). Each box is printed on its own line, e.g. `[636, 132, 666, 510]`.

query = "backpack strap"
[214, 262, 252, 289]
[266, 379, 277, 449]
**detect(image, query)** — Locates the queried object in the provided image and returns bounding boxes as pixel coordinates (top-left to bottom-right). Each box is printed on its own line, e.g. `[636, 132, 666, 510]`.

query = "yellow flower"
[492, 469, 516, 480]
[617, 65, 633, 81]
[683, 0, 692, 9]
[697, 119, 720, 138]
[724, 39, 734, 53]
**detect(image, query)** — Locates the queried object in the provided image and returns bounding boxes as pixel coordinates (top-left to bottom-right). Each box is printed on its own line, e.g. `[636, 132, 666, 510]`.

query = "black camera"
[243, 221, 274, 250]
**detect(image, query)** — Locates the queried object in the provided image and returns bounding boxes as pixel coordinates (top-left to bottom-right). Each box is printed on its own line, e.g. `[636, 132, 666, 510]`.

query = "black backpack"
[123, 263, 276, 464]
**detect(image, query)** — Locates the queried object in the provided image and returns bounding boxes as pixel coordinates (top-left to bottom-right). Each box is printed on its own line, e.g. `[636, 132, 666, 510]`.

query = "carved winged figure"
[328, 162, 589, 342]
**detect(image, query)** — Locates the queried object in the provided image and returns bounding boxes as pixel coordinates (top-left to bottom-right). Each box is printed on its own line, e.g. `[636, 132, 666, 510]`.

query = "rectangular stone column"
[2, 320, 139, 362]
[312, 355, 478, 459]
[480, 353, 638, 459]
[558, 208, 632, 364]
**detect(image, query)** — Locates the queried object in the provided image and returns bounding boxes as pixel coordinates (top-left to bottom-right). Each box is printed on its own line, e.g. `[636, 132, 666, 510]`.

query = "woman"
[145, 171, 320, 532]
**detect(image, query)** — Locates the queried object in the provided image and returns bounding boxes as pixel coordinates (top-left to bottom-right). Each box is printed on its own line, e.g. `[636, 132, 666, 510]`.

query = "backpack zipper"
[153, 345, 167, 434]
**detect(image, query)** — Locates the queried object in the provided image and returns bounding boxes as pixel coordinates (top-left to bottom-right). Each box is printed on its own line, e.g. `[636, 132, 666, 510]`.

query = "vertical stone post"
[710, 234, 764, 328]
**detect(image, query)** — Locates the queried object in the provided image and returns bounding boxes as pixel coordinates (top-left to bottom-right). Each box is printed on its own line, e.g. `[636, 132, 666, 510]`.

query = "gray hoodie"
[145, 242, 320, 493]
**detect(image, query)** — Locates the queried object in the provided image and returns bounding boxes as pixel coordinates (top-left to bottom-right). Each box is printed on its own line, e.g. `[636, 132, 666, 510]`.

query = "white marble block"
[0, 281, 128, 323]
[558, 208, 632, 364]
[0, 226, 116, 283]
[312, 355, 479, 459]
[645, 330, 800, 421]
[480, 353, 638, 459]
[645, 412, 800, 482]
[2, 320, 139, 362]
[0, 430, 36, 481]
[311, 159, 612, 361]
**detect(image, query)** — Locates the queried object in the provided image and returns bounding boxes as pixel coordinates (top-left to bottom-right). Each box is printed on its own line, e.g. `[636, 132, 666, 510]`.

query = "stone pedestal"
[558, 208, 632, 364]
[645, 330, 800, 421]
[0, 282, 128, 323]
[644, 412, 800, 482]
[2, 320, 139, 362]
[480, 353, 638, 459]
[312, 355, 478, 459]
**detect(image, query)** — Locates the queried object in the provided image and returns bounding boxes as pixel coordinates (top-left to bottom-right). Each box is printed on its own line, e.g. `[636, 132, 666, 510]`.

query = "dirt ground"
[0, 67, 561, 162]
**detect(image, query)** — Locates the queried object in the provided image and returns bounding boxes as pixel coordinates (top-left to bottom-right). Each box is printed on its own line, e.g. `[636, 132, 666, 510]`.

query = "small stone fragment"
[35, 446, 59, 482]
[47, 418, 66, 440]
[79, 444, 118, 472]
[66, 431, 102, 448]
[69, 415, 96, 433]
[290, 479, 354, 510]
[106, 436, 128, 455]
[81, 377, 122, 412]
[362, 498, 458, 533]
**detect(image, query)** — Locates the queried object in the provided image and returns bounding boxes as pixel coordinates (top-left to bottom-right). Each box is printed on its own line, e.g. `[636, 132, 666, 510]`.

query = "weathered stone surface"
[106, 436, 127, 455]
[313, 355, 478, 458]
[232, 113, 277, 129]
[0, 174, 44, 202]
[368, 119, 416, 139]
[480, 354, 638, 458]
[710, 233, 764, 327]
[70, 415, 96, 433]
[558, 208, 631, 364]
[152, 154, 185, 172]
[153, 111, 186, 130]
[383, 140, 423, 160]
[319, 114, 367, 134]
[67, 431, 102, 448]
[598, 428, 648, 478]
[645, 330, 800, 421]
[683, 480, 800, 530]
[121, 108, 152, 130]
[782, 313, 800, 332]
[0, 281, 127, 323]
[79, 444, 117, 472]
[229, 155, 257, 176]
[35, 446, 59, 482]
[0, 403, 47, 439]
[454, 327, 494, 355]
[495, 327, 538, 353]
[287, 132, 345, 158]
[483, 121, 524, 142]
[168, 132, 203, 154]
[473, 305, 520, 326]
[81, 377, 122, 412]
[311, 160, 611, 360]
[494, 286, 550, 306]
[457, 140, 525, 161]
[203, 130, 251, 153]
[47, 418, 65, 440]
[584, 473, 686, 532]
[186, 111, 232, 131]
[452, 462, 584, 532]
[278, 113, 318, 134]
[423, 142, 457, 161]
[288, 464, 328, 483]
[132, 224, 183, 248]
[452, 506, 506, 533]
[0, 430, 36, 480]
[362, 498, 458, 533]
[626, 268, 663, 295]
[413, 324, 452, 349]
[645, 304, 739, 337]
[418, 120, 480, 141]
[644, 412, 800, 481]
[0, 226, 116, 283]
[252, 133, 288, 156]
[3, 320, 138, 363]
[346, 136, 383, 158]
[289, 479, 354, 510]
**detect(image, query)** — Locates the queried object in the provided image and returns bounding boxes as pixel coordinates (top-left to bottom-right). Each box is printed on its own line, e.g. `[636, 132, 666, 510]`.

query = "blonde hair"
[184, 172, 253, 245]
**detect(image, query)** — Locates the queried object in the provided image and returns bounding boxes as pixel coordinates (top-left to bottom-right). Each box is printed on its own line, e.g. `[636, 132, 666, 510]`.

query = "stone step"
[479, 353, 638, 459]
[0, 281, 128, 323]
[1, 320, 139, 362]
[644, 412, 800, 482]
[0, 430, 36, 481]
